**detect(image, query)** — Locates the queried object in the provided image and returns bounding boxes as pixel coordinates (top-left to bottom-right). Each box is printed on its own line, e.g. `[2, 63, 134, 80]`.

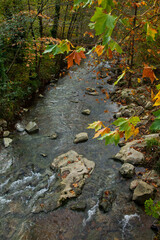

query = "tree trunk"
[51, 0, 61, 38]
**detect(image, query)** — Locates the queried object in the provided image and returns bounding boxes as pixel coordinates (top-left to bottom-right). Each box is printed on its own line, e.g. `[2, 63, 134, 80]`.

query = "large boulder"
[119, 163, 135, 178]
[25, 121, 39, 134]
[51, 150, 95, 205]
[132, 181, 155, 205]
[74, 132, 88, 143]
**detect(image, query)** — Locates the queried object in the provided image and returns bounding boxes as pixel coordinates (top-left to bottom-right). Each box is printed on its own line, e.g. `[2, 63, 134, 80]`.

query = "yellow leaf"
[147, 24, 157, 40]
[98, 0, 103, 5]
[87, 121, 104, 131]
[137, 78, 141, 83]
[94, 45, 104, 57]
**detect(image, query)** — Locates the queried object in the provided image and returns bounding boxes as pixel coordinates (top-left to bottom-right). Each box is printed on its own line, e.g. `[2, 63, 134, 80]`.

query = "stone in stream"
[119, 163, 135, 178]
[25, 121, 39, 134]
[81, 109, 91, 115]
[3, 138, 13, 147]
[3, 131, 10, 137]
[114, 140, 144, 165]
[99, 190, 116, 213]
[49, 132, 58, 139]
[15, 123, 25, 132]
[74, 132, 88, 143]
[70, 201, 87, 211]
[51, 150, 95, 205]
[132, 181, 156, 205]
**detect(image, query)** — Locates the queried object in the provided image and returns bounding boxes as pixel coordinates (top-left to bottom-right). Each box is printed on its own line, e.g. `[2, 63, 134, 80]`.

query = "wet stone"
[70, 201, 87, 211]
[99, 190, 116, 213]
[49, 132, 58, 139]
[25, 121, 39, 134]
[74, 132, 88, 143]
[119, 163, 135, 178]
[3, 131, 10, 137]
[81, 109, 91, 115]
[3, 138, 12, 148]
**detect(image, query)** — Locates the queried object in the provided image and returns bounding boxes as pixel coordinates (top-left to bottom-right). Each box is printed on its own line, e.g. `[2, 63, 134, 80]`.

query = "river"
[0, 56, 154, 240]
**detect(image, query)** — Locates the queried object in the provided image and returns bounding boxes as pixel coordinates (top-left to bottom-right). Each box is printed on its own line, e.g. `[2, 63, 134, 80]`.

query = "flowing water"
[0, 57, 154, 240]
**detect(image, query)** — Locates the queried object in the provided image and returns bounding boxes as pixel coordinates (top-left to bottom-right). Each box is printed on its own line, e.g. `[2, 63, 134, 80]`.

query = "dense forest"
[0, 0, 94, 120]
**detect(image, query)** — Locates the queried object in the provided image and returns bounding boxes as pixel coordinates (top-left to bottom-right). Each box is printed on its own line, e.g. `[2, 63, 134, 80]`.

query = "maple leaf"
[87, 121, 104, 131]
[142, 64, 157, 84]
[153, 90, 160, 106]
[94, 45, 104, 56]
[93, 127, 110, 138]
[147, 24, 157, 41]
[66, 50, 86, 68]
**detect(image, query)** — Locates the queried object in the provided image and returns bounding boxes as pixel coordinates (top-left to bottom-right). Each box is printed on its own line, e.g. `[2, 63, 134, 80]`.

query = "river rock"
[99, 190, 116, 213]
[3, 131, 10, 137]
[130, 179, 144, 190]
[114, 140, 144, 165]
[121, 108, 135, 118]
[132, 181, 155, 204]
[70, 201, 87, 211]
[86, 91, 99, 96]
[74, 132, 88, 143]
[3, 138, 13, 147]
[15, 123, 25, 132]
[25, 121, 39, 134]
[145, 101, 153, 110]
[82, 109, 91, 115]
[135, 106, 144, 116]
[49, 132, 58, 139]
[51, 150, 95, 205]
[119, 163, 135, 178]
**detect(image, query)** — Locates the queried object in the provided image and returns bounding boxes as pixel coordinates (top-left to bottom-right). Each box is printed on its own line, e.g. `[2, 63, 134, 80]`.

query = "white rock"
[74, 132, 88, 143]
[3, 138, 12, 147]
[25, 121, 39, 134]
[82, 109, 91, 115]
[15, 123, 25, 132]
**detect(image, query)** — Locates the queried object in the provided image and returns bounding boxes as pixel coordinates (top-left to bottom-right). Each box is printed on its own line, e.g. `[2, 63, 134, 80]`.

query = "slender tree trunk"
[51, 0, 61, 38]
[128, 2, 138, 87]
[62, 3, 69, 39]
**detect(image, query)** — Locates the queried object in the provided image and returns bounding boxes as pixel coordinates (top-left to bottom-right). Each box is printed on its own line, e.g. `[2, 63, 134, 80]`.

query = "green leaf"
[109, 39, 122, 53]
[153, 109, 160, 117]
[91, 8, 116, 35]
[113, 117, 127, 126]
[114, 70, 126, 85]
[114, 132, 120, 145]
[101, 0, 114, 12]
[150, 119, 160, 131]
[129, 116, 140, 126]
[43, 45, 56, 54]
[156, 84, 160, 90]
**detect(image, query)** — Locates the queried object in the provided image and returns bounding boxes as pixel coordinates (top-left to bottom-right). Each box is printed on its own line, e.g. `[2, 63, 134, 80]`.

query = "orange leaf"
[142, 64, 157, 84]
[94, 45, 104, 57]
[93, 127, 110, 138]
[66, 50, 86, 68]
